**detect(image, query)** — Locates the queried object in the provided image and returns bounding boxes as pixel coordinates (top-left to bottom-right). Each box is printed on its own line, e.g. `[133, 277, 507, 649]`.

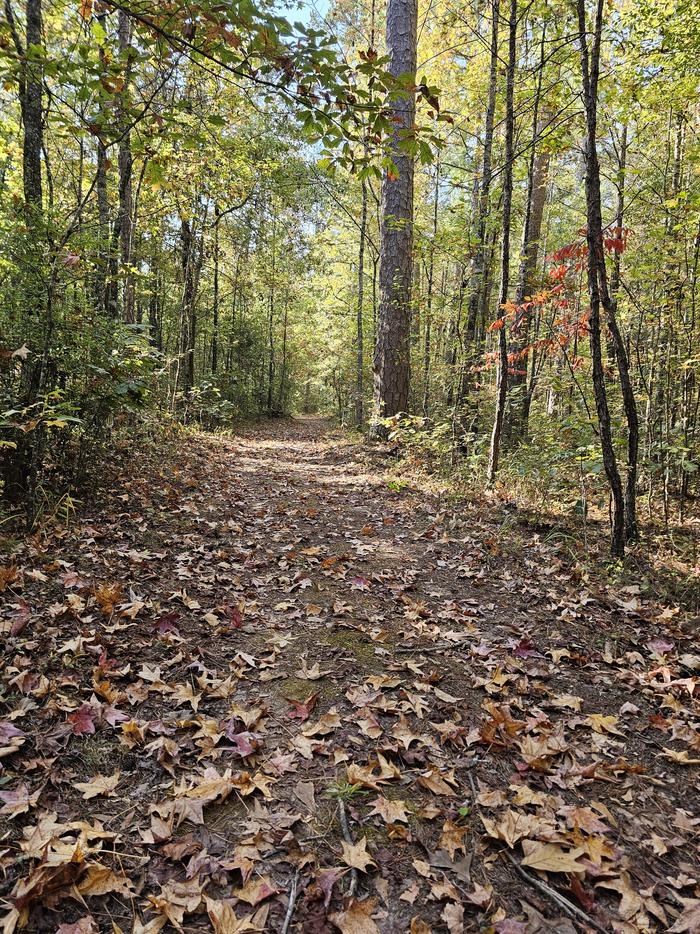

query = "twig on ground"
[337, 800, 358, 897]
[280, 869, 299, 934]
[502, 851, 609, 934]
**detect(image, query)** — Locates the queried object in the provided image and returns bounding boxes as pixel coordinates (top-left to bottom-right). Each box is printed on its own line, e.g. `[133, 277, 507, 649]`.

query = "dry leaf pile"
[0, 419, 698, 933]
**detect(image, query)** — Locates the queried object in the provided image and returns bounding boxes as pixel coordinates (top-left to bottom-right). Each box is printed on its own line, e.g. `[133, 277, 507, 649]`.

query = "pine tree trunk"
[371, 0, 418, 436]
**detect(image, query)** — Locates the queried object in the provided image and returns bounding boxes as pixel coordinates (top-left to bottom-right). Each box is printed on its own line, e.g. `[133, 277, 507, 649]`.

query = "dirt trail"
[1, 418, 698, 933]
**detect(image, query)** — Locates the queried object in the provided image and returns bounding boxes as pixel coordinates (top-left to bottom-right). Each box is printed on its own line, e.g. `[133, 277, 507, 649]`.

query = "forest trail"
[1, 419, 698, 933]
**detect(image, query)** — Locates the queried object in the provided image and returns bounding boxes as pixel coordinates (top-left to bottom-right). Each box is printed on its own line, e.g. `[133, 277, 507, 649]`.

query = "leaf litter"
[0, 418, 698, 932]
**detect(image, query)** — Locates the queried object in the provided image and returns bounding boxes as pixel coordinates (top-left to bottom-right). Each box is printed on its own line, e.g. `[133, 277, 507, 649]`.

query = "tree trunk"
[212, 208, 220, 375]
[22, 0, 43, 209]
[577, 0, 626, 556]
[464, 0, 499, 354]
[180, 217, 196, 399]
[605, 123, 639, 541]
[355, 175, 368, 427]
[508, 27, 549, 440]
[486, 0, 516, 483]
[116, 9, 135, 323]
[371, 0, 418, 436]
[422, 161, 440, 417]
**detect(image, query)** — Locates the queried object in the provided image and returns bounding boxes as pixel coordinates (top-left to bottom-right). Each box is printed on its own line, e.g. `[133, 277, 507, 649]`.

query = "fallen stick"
[502, 851, 609, 934]
[280, 869, 299, 934]
[338, 800, 358, 897]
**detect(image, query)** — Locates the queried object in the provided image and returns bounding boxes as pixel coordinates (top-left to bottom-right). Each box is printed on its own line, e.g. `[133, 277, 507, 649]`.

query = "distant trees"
[0, 0, 696, 553]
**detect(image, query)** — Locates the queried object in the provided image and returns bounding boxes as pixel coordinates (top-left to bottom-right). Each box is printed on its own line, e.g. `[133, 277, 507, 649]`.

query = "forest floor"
[1, 417, 699, 934]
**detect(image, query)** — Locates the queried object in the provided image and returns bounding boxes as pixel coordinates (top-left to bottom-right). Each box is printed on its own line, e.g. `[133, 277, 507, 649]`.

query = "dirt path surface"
[1, 418, 698, 933]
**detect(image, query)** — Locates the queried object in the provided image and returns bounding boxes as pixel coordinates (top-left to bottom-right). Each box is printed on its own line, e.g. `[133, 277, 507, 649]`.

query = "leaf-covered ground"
[1, 418, 699, 934]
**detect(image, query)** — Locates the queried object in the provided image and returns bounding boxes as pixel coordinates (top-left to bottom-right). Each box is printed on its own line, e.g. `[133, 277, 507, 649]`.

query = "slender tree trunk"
[577, 0, 625, 556]
[422, 161, 440, 416]
[605, 123, 639, 541]
[486, 0, 516, 483]
[116, 9, 135, 323]
[22, 0, 43, 210]
[267, 217, 276, 415]
[371, 0, 418, 436]
[2, 0, 43, 502]
[356, 175, 368, 427]
[212, 209, 220, 375]
[464, 0, 499, 356]
[180, 217, 196, 399]
[508, 27, 549, 440]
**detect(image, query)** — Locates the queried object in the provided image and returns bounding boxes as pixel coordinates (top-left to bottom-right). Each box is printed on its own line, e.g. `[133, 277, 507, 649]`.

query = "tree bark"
[422, 161, 440, 416]
[355, 174, 368, 427]
[371, 0, 418, 435]
[114, 9, 135, 323]
[464, 0, 499, 354]
[577, 0, 626, 556]
[22, 0, 43, 209]
[212, 207, 220, 375]
[486, 0, 516, 483]
[508, 27, 550, 440]
[605, 123, 639, 541]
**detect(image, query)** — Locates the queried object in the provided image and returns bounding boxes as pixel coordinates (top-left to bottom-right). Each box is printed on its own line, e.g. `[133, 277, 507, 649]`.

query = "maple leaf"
[480, 810, 543, 848]
[295, 657, 331, 680]
[233, 875, 279, 905]
[341, 837, 377, 872]
[74, 771, 120, 800]
[169, 682, 203, 711]
[391, 715, 426, 749]
[347, 754, 400, 790]
[585, 714, 624, 735]
[206, 897, 262, 933]
[67, 704, 97, 735]
[329, 897, 381, 934]
[417, 766, 458, 796]
[287, 692, 319, 721]
[368, 796, 409, 824]
[153, 610, 180, 635]
[303, 707, 341, 736]
[227, 730, 261, 757]
[146, 878, 204, 930]
[557, 805, 609, 834]
[439, 819, 468, 859]
[77, 862, 133, 897]
[0, 783, 40, 818]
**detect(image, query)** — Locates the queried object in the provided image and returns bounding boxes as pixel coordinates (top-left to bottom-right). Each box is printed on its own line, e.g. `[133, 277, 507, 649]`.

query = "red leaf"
[287, 692, 319, 722]
[68, 704, 97, 735]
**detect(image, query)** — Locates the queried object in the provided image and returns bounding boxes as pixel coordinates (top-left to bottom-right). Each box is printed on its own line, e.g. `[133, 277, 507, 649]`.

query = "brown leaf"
[329, 897, 381, 934]
[341, 837, 376, 872]
[368, 796, 409, 824]
[232, 876, 279, 906]
[520, 841, 585, 874]
[74, 771, 120, 800]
